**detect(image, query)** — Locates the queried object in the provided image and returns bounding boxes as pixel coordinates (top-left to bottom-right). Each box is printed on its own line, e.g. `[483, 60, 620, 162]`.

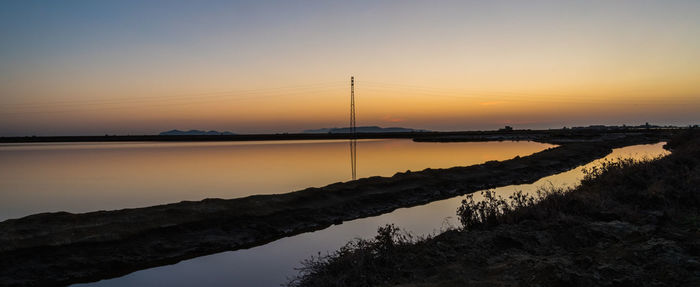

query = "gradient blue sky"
[1, 0, 699, 135]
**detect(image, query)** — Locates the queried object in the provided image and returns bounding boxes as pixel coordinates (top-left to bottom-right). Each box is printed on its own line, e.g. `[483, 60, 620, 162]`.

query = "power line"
[3, 81, 346, 108]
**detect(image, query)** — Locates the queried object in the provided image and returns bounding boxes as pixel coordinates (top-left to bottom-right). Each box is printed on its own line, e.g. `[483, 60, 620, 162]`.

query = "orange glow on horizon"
[2, 1, 699, 135]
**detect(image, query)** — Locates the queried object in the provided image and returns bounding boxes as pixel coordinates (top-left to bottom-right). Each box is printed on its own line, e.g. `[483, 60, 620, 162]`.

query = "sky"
[1, 0, 699, 136]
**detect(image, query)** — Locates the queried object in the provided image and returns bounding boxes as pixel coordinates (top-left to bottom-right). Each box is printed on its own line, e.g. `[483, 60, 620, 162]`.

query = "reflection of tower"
[349, 138, 357, 180]
[349, 76, 357, 180]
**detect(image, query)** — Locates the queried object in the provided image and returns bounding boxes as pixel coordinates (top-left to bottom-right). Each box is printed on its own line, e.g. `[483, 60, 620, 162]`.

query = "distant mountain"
[159, 129, 235, 136]
[303, 126, 429, 134]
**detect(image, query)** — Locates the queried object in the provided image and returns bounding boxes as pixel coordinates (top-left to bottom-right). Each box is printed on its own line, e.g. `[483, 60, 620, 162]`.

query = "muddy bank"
[289, 132, 700, 287]
[0, 136, 664, 286]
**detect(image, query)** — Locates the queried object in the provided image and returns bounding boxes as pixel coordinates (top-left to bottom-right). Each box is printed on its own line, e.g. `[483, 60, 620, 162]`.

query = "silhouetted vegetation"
[288, 130, 700, 286]
[457, 189, 557, 229]
[0, 131, 678, 286]
[455, 156, 674, 230]
[287, 224, 425, 287]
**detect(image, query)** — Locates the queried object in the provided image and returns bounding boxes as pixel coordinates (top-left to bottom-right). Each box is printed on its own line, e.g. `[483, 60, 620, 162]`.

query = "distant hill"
[159, 129, 235, 136]
[303, 126, 429, 134]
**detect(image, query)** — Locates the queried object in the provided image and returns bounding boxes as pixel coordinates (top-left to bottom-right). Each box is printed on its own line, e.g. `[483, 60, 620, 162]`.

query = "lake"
[74, 142, 668, 287]
[0, 139, 550, 221]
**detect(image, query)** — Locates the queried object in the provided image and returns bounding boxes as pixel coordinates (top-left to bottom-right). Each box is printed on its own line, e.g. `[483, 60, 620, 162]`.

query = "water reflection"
[0, 140, 551, 221]
[349, 139, 357, 180]
[76, 142, 669, 287]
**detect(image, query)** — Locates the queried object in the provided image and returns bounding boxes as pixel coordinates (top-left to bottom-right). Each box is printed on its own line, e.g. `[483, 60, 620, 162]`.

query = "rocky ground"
[288, 131, 700, 287]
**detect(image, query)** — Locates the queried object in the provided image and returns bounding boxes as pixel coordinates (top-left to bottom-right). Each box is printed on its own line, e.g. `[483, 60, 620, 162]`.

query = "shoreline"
[0, 134, 670, 286]
[288, 131, 700, 287]
[0, 128, 679, 144]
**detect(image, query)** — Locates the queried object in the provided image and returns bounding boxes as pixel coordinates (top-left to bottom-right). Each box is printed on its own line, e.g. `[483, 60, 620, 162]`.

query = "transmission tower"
[350, 76, 356, 136]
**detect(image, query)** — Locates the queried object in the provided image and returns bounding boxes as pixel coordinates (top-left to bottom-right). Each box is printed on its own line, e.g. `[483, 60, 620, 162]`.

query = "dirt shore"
[0, 134, 667, 286]
[289, 132, 700, 287]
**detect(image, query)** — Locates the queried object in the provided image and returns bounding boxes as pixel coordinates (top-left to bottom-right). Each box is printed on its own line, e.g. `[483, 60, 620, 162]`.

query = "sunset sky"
[1, 0, 699, 136]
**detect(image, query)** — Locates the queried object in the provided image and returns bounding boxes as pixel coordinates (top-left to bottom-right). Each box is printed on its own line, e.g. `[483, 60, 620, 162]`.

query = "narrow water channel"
[77, 142, 668, 287]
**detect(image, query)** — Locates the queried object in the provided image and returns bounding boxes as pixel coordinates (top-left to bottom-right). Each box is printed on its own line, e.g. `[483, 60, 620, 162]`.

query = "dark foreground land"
[289, 131, 700, 287]
[0, 131, 673, 286]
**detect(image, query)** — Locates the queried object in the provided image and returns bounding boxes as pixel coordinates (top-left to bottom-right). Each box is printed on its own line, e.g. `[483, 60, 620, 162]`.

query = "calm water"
[0, 139, 550, 220]
[75, 142, 668, 287]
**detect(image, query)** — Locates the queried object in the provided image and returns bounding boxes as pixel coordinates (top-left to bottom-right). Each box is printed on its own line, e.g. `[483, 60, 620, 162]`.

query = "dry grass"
[287, 130, 700, 287]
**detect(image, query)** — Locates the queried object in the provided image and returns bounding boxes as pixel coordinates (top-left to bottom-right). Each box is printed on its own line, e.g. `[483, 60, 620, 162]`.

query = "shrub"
[287, 224, 423, 287]
[456, 189, 557, 229]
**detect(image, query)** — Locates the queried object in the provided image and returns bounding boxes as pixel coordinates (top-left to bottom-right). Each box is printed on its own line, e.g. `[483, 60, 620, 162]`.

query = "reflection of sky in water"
[481, 142, 670, 201]
[0, 140, 550, 220]
[77, 142, 668, 287]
